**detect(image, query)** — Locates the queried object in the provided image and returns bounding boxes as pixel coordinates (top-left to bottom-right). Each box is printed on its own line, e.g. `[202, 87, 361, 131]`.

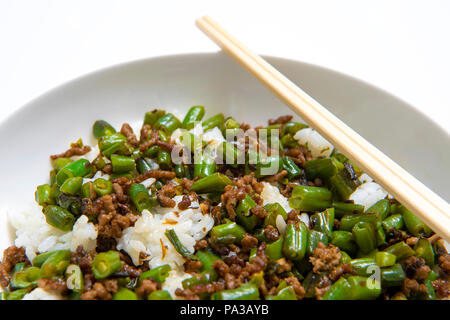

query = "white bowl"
[1, 52, 449, 251]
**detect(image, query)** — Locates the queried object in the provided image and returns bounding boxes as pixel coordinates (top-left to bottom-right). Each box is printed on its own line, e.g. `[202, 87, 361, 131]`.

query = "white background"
[0, 0, 449, 134]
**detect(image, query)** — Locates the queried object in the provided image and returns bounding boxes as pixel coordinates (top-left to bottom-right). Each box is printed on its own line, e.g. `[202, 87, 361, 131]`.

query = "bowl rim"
[0, 51, 448, 138]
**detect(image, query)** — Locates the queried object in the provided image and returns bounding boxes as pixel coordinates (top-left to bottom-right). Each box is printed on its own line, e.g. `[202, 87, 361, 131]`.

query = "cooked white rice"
[22, 288, 62, 300]
[260, 182, 292, 214]
[294, 128, 334, 158]
[350, 181, 388, 209]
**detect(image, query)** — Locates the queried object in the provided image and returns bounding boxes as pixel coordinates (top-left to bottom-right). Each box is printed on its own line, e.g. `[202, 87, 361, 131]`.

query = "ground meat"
[98, 211, 138, 240]
[120, 123, 139, 147]
[406, 237, 419, 246]
[432, 279, 450, 299]
[286, 210, 300, 224]
[284, 276, 306, 300]
[264, 225, 280, 241]
[121, 264, 141, 278]
[185, 259, 203, 273]
[96, 236, 117, 253]
[70, 246, 94, 273]
[178, 194, 192, 210]
[180, 178, 195, 191]
[241, 234, 258, 253]
[213, 260, 230, 278]
[135, 169, 176, 183]
[102, 163, 113, 174]
[37, 278, 68, 294]
[268, 115, 293, 125]
[81, 282, 114, 300]
[157, 184, 177, 208]
[439, 254, 450, 274]
[284, 146, 311, 168]
[404, 256, 431, 281]
[139, 129, 159, 152]
[402, 278, 428, 297]
[263, 170, 288, 183]
[250, 205, 267, 219]
[156, 140, 174, 151]
[194, 239, 208, 251]
[0, 246, 28, 287]
[112, 182, 128, 203]
[220, 185, 243, 221]
[136, 279, 158, 298]
[235, 174, 264, 194]
[0, 265, 8, 289]
[328, 263, 352, 282]
[139, 124, 151, 144]
[309, 243, 341, 273]
[50, 145, 91, 160]
[275, 258, 292, 273]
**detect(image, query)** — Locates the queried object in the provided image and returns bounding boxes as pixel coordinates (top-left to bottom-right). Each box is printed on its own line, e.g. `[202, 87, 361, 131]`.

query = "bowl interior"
[1, 52, 449, 250]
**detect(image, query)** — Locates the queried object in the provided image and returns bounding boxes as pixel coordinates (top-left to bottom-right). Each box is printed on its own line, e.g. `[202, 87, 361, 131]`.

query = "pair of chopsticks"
[196, 16, 450, 242]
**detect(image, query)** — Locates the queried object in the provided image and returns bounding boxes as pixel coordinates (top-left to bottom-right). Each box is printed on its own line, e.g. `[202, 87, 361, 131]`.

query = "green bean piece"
[381, 263, 406, 287]
[190, 173, 233, 193]
[384, 241, 415, 260]
[331, 231, 358, 256]
[347, 276, 381, 300]
[52, 157, 73, 171]
[305, 158, 340, 180]
[26, 266, 41, 284]
[173, 163, 185, 178]
[43, 205, 75, 231]
[322, 277, 353, 300]
[414, 238, 435, 267]
[202, 113, 225, 131]
[156, 149, 172, 170]
[248, 248, 257, 263]
[282, 222, 308, 261]
[148, 290, 173, 300]
[81, 182, 95, 199]
[6, 288, 29, 300]
[255, 155, 283, 178]
[282, 156, 304, 179]
[350, 258, 377, 277]
[93, 120, 116, 139]
[217, 141, 243, 167]
[375, 221, 387, 246]
[235, 194, 261, 232]
[399, 205, 432, 236]
[263, 203, 287, 227]
[193, 155, 216, 179]
[144, 109, 166, 126]
[210, 221, 246, 245]
[139, 264, 172, 284]
[365, 199, 390, 220]
[375, 251, 396, 267]
[65, 264, 84, 292]
[136, 157, 152, 174]
[40, 250, 71, 279]
[59, 177, 83, 195]
[340, 251, 352, 263]
[339, 212, 378, 232]
[92, 178, 113, 196]
[182, 106, 205, 129]
[423, 279, 437, 300]
[56, 159, 92, 186]
[154, 113, 182, 134]
[282, 121, 308, 136]
[144, 145, 161, 158]
[165, 229, 197, 260]
[128, 183, 153, 212]
[289, 185, 332, 212]
[280, 134, 299, 149]
[266, 286, 297, 300]
[266, 235, 284, 260]
[49, 169, 57, 186]
[329, 169, 360, 201]
[352, 222, 377, 254]
[33, 250, 65, 267]
[10, 270, 33, 289]
[113, 288, 138, 300]
[333, 202, 364, 218]
[196, 250, 221, 279]
[381, 214, 404, 231]
[35, 184, 56, 206]
[212, 283, 260, 300]
[0, 292, 7, 300]
[92, 251, 122, 279]
[302, 271, 322, 298]
[311, 208, 335, 236]
[306, 230, 328, 257]
[224, 117, 240, 130]
[182, 271, 215, 289]
[98, 133, 133, 158]
[110, 154, 136, 173]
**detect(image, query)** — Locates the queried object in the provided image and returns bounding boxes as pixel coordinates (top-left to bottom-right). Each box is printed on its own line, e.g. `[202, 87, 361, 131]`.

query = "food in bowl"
[0, 105, 448, 300]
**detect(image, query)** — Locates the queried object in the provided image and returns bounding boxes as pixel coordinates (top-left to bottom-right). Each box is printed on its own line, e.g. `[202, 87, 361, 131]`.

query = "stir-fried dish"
[0, 106, 448, 300]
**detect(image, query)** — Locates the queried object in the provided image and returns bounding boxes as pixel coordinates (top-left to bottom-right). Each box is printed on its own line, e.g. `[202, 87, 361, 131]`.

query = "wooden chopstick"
[196, 15, 450, 242]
